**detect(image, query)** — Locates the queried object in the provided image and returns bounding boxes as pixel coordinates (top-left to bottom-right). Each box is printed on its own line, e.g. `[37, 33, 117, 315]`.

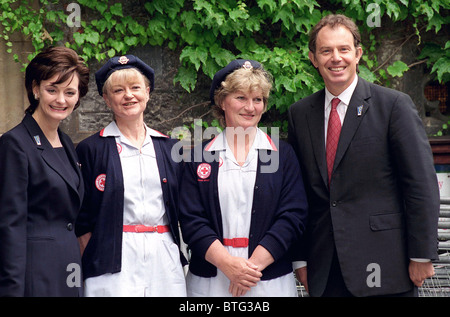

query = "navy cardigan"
[75, 130, 186, 280]
[179, 139, 308, 280]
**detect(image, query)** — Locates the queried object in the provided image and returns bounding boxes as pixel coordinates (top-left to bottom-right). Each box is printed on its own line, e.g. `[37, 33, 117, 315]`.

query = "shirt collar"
[325, 75, 358, 109]
[100, 121, 168, 138]
[205, 128, 278, 152]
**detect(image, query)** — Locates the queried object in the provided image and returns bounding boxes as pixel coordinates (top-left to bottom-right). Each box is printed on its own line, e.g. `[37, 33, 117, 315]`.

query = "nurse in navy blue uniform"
[0, 46, 89, 296]
[179, 60, 309, 297]
[75, 55, 187, 296]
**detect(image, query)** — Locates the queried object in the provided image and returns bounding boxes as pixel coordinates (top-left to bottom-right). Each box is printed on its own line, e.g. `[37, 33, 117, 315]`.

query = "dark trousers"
[322, 248, 418, 297]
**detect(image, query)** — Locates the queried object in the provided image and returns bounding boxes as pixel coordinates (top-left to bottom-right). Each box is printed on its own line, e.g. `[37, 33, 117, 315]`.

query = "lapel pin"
[33, 135, 41, 145]
[357, 105, 363, 117]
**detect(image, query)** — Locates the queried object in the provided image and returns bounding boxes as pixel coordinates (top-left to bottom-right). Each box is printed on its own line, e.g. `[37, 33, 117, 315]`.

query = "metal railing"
[419, 196, 450, 297]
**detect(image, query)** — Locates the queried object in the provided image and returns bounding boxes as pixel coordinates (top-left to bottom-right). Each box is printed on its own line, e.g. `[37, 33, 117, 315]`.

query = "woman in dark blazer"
[0, 46, 89, 296]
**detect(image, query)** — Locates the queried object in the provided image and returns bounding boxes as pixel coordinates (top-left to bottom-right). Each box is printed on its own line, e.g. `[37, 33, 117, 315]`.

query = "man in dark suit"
[288, 14, 440, 297]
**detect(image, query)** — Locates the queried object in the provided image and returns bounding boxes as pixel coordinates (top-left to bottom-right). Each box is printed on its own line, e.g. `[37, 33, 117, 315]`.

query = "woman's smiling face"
[33, 74, 80, 123]
[221, 89, 265, 129]
[102, 69, 150, 121]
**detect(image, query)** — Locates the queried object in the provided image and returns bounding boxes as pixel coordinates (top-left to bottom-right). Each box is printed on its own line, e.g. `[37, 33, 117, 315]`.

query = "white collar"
[325, 75, 358, 108]
[205, 127, 277, 152]
[100, 121, 168, 138]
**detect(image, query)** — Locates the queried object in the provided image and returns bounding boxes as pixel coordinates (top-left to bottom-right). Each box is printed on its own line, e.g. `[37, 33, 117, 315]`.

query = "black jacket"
[0, 114, 84, 296]
[288, 77, 440, 296]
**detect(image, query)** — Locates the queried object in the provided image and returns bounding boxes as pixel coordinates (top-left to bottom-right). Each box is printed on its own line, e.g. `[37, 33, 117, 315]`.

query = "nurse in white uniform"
[179, 60, 308, 297]
[76, 55, 186, 296]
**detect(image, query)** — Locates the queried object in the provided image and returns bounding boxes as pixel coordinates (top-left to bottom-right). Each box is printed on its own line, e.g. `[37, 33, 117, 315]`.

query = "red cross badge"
[197, 163, 211, 179]
[95, 174, 106, 192]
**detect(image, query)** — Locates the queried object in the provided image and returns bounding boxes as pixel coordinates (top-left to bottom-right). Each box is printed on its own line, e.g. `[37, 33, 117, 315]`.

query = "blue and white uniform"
[78, 121, 186, 296]
[180, 128, 308, 297]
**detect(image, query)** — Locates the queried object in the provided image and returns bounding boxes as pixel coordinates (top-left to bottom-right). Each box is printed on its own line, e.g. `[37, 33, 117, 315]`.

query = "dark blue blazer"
[0, 114, 84, 296]
[75, 128, 187, 280]
[179, 139, 308, 280]
[288, 77, 440, 296]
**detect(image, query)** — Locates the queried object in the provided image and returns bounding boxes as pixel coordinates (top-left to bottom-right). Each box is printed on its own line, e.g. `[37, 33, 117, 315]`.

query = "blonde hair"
[213, 67, 273, 127]
[102, 68, 150, 95]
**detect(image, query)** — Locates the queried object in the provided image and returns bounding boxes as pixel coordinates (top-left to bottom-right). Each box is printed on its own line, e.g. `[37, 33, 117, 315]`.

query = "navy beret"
[95, 55, 155, 96]
[209, 59, 262, 105]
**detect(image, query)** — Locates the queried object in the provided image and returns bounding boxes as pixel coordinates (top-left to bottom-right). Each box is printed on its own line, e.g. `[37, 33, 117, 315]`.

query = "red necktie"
[326, 98, 341, 184]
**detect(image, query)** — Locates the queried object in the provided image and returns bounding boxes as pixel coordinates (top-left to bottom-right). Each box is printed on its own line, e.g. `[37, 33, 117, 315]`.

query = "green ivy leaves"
[1, 0, 448, 120]
[387, 61, 410, 78]
[419, 41, 450, 83]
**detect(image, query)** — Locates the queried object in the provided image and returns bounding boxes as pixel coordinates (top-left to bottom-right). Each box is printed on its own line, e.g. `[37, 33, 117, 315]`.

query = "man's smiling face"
[309, 25, 362, 96]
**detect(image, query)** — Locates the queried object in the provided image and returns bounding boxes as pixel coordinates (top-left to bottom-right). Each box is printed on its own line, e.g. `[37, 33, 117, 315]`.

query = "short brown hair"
[25, 46, 90, 114]
[309, 14, 361, 54]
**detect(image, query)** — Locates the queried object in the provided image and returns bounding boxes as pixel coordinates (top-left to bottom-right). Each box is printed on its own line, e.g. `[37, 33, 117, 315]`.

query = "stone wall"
[0, 34, 33, 134]
[372, 18, 449, 135]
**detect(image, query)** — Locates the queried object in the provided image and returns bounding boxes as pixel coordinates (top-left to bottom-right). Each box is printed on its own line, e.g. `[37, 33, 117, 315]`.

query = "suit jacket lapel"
[59, 131, 84, 200]
[23, 114, 82, 200]
[333, 77, 371, 172]
[306, 90, 329, 187]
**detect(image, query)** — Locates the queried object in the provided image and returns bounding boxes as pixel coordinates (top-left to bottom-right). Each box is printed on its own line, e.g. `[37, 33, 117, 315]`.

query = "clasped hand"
[223, 245, 275, 297]
[223, 256, 262, 297]
[206, 241, 274, 297]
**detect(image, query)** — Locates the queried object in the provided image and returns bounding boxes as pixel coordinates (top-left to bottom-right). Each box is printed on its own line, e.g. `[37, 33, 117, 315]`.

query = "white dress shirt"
[324, 75, 358, 142]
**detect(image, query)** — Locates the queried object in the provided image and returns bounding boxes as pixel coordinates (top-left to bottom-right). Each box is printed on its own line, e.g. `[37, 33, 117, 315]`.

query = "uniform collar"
[205, 127, 278, 152]
[100, 121, 168, 138]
